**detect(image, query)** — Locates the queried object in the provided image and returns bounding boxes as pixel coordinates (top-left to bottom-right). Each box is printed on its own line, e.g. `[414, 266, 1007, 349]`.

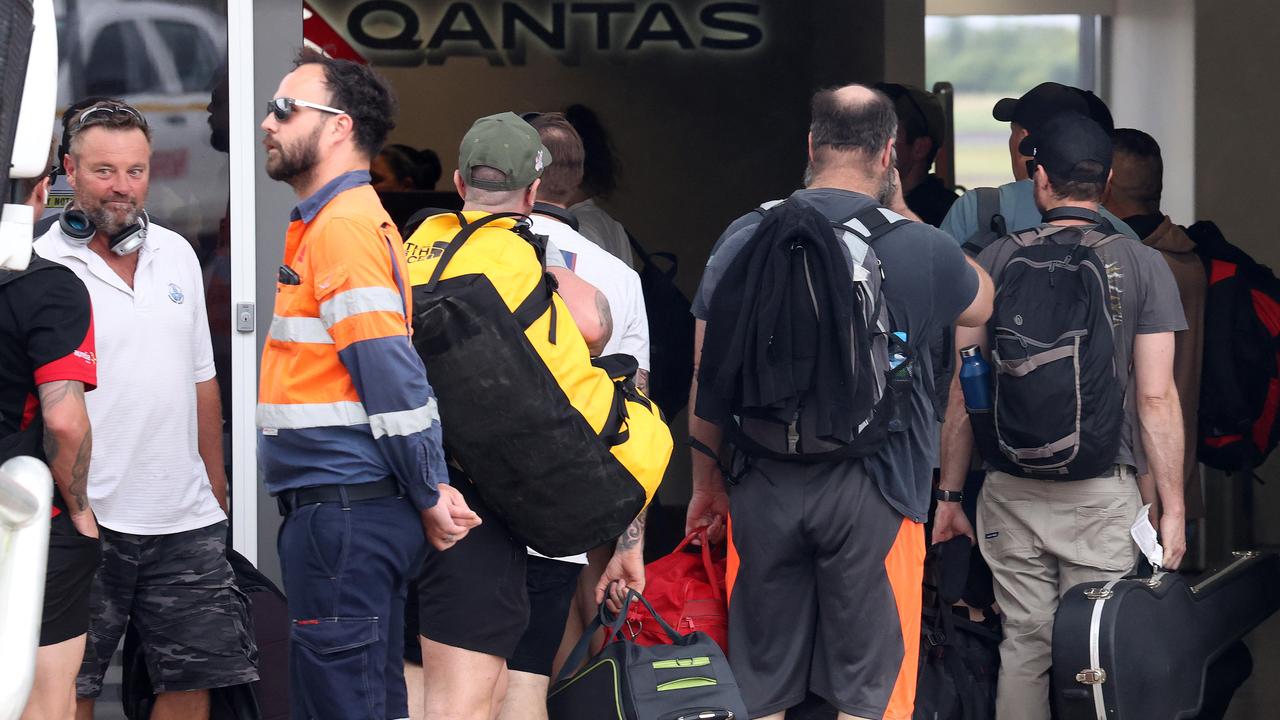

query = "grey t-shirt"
[975, 224, 1187, 472]
[692, 187, 980, 522]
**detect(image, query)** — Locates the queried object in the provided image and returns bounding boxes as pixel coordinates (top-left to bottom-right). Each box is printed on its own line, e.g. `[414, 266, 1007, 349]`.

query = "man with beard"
[34, 101, 257, 719]
[686, 84, 992, 720]
[257, 49, 474, 719]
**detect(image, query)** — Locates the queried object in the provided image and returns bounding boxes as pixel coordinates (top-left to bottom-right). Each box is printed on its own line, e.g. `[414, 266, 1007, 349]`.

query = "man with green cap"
[405, 111, 614, 720]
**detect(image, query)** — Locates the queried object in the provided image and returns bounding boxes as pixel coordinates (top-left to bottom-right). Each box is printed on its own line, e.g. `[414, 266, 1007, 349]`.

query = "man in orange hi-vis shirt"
[257, 49, 479, 720]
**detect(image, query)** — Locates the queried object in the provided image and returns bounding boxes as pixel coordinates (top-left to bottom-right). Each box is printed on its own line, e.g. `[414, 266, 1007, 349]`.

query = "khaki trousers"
[977, 467, 1141, 720]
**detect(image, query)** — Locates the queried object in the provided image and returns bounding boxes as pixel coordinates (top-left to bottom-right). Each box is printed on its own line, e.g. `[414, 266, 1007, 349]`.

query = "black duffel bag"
[549, 589, 748, 720]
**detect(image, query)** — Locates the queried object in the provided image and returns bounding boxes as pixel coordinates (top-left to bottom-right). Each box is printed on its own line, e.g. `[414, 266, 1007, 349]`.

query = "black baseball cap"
[993, 82, 1114, 135]
[1018, 113, 1112, 184]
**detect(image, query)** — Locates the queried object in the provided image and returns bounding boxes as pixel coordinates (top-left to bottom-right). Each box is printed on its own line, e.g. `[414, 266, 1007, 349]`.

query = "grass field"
[948, 93, 1013, 190]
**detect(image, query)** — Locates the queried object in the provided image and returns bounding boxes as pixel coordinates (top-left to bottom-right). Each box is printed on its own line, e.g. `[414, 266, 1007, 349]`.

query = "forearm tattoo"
[617, 508, 647, 551]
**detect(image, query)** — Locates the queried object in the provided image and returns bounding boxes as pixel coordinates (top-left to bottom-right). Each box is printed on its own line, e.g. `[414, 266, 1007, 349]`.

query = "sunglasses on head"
[265, 97, 346, 122]
[73, 103, 148, 132]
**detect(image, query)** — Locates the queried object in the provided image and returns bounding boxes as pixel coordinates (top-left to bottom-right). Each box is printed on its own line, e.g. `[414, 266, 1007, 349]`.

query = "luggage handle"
[668, 527, 725, 601]
[554, 588, 683, 685]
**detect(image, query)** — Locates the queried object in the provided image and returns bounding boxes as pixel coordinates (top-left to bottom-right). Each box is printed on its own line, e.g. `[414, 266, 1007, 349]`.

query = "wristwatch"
[933, 488, 964, 503]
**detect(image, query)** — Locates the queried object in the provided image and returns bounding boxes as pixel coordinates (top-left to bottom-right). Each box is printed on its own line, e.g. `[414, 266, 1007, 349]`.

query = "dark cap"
[993, 82, 1114, 135]
[1018, 113, 1112, 184]
[875, 82, 945, 148]
[458, 112, 552, 191]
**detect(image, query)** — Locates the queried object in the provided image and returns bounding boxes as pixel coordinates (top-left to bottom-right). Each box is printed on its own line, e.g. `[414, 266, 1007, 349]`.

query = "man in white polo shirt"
[487, 112, 650, 720]
[35, 100, 256, 720]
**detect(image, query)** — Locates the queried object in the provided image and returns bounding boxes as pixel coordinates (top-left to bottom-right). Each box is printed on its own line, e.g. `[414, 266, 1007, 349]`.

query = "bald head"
[809, 84, 898, 175]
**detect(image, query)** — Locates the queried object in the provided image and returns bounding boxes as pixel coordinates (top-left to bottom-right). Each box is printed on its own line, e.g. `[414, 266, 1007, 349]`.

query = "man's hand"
[70, 508, 99, 539]
[887, 167, 923, 222]
[208, 465, 229, 513]
[595, 547, 645, 615]
[1159, 511, 1186, 570]
[596, 509, 647, 614]
[932, 502, 975, 545]
[685, 482, 729, 545]
[421, 484, 481, 551]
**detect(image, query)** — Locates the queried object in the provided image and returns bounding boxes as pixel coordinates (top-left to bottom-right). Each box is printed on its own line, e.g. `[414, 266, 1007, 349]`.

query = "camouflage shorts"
[77, 521, 259, 696]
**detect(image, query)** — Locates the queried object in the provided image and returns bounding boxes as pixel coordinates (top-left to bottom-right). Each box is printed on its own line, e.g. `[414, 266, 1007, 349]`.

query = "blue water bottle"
[959, 345, 992, 411]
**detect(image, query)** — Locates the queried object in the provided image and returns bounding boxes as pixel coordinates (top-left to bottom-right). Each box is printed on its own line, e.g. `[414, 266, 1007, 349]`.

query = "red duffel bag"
[624, 528, 729, 652]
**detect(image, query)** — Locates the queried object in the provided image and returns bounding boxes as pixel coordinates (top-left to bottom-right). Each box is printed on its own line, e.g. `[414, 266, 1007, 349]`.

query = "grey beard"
[82, 201, 139, 236]
[802, 161, 815, 189]
[876, 167, 897, 205]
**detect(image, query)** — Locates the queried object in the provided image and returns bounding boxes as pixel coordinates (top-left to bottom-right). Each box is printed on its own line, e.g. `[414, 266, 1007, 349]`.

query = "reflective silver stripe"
[319, 286, 405, 328]
[1088, 579, 1121, 720]
[368, 399, 440, 438]
[269, 315, 333, 344]
[256, 401, 368, 429]
[877, 207, 910, 223]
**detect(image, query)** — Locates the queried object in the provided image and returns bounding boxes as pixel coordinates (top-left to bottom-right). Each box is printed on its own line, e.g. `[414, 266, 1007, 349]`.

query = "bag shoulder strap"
[422, 212, 528, 292]
[531, 202, 579, 232]
[554, 590, 683, 685]
[962, 187, 1006, 256]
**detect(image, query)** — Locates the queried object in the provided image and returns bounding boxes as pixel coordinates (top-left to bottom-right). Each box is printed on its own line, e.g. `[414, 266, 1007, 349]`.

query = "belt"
[276, 477, 402, 516]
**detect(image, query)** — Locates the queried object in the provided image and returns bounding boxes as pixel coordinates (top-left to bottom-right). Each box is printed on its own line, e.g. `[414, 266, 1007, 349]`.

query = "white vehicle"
[51, 0, 228, 244]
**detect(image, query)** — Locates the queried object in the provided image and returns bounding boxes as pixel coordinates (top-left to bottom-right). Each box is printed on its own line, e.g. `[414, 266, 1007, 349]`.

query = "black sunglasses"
[265, 97, 346, 122]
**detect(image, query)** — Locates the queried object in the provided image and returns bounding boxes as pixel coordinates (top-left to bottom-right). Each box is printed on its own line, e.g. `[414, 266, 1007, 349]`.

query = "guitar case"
[1052, 551, 1280, 719]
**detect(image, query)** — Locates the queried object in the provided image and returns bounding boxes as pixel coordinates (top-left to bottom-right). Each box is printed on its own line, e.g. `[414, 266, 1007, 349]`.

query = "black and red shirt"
[0, 254, 97, 521]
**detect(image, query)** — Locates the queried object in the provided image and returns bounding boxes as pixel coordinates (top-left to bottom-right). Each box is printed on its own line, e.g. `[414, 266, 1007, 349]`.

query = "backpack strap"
[422, 212, 528, 292]
[403, 207, 461, 239]
[962, 187, 1006, 256]
[531, 202, 580, 232]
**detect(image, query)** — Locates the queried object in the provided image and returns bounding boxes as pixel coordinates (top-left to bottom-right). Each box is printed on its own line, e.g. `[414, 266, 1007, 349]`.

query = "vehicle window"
[84, 21, 160, 96]
[155, 19, 219, 92]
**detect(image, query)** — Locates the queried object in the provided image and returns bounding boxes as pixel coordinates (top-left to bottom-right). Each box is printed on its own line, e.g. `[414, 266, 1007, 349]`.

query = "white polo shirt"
[531, 215, 649, 371]
[35, 221, 225, 535]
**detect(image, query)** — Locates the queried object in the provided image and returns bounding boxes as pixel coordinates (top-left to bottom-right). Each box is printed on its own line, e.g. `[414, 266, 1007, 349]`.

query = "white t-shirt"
[531, 214, 649, 371]
[35, 221, 225, 535]
[528, 213, 650, 564]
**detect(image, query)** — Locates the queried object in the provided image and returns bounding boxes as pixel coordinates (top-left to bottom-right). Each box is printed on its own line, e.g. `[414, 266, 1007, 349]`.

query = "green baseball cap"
[458, 112, 552, 191]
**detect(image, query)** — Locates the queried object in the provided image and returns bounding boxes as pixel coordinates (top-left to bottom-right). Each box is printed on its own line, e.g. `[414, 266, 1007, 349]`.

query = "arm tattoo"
[635, 369, 650, 395]
[39, 381, 84, 462]
[617, 508, 646, 551]
[595, 290, 614, 342]
[38, 380, 91, 512]
[70, 433, 92, 511]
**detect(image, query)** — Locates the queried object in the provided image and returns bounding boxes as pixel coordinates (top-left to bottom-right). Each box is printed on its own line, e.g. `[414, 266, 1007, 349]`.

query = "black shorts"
[41, 523, 102, 646]
[509, 556, 583, 676]
[725, 459, 925, 720]
[417, 473, 530, 658]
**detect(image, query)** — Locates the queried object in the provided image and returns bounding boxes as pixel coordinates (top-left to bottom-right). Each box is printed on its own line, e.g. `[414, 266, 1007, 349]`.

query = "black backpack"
[628, 231, 696, 419]
[697, 198, 912, 463]
[969, 218, 1124, 480]
[1187, 220, 1280, 472]
[960, 187, 1007, 258]
[914, 538, 1001, 720]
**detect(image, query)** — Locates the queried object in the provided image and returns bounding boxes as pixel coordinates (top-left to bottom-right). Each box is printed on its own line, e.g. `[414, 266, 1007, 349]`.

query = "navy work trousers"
[278, 492, 424, 720]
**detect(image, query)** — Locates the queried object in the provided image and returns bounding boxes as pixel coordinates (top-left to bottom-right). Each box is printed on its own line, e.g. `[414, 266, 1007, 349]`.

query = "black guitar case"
[1052, 551, 1280, 719]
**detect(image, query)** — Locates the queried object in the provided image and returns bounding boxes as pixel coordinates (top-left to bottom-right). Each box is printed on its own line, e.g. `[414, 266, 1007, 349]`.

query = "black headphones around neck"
[59, 204, 149, 256]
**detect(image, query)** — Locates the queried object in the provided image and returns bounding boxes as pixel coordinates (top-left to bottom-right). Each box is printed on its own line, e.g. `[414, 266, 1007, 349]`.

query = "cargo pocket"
[978, 499, 1032, 562]
[144, 595, 257, 692]
[290, 617, 379, 718]
[1074, 506, 1134, 571]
